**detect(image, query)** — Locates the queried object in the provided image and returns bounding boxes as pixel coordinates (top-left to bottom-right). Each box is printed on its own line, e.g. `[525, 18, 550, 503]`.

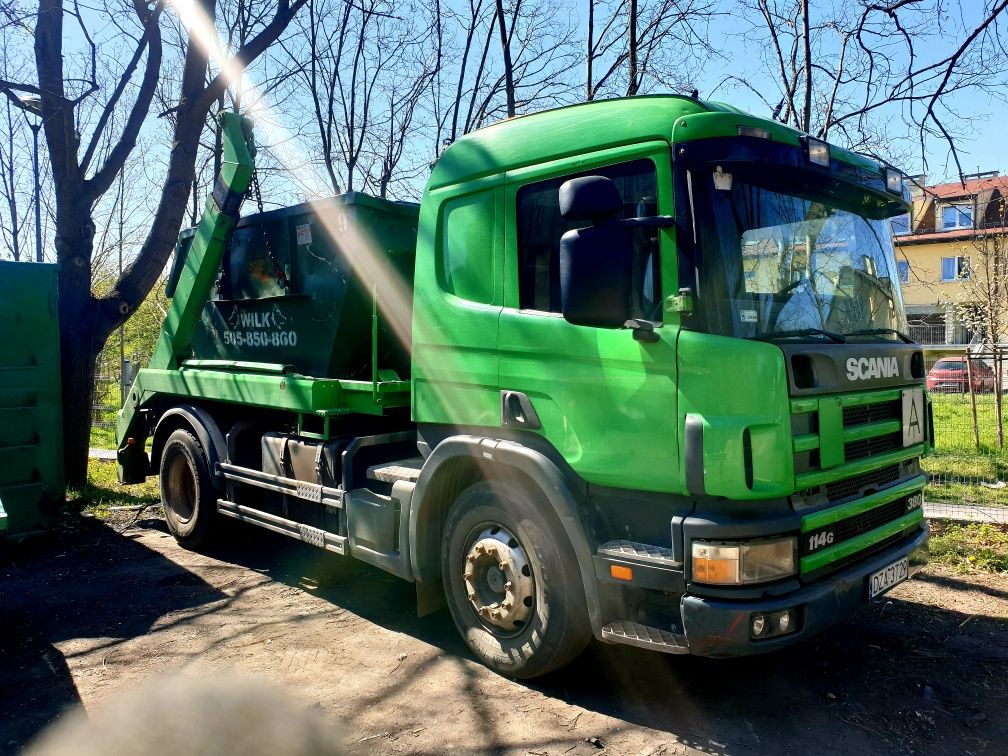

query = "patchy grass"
[71, 459, 160, 519]
[928, 520, 1008, 573]
[924, 393, 1008, 506]
[89, 425, 116, 450]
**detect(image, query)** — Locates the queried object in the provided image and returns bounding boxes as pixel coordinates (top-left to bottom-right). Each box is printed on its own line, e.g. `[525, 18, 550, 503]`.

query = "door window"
[515, 159, 661, 319]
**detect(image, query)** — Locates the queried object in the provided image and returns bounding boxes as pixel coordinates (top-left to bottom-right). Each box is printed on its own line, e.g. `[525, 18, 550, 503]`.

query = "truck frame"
[118, 98, 931, 678]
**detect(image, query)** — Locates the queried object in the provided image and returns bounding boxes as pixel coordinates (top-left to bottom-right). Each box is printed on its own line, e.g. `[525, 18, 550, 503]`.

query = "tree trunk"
[627, 0, 638, 96]
[800, 0, 812, 132]
[996, 347, 1005, 449]
[966, 353, 980, 449]
[495, 0, 516, 117]
[54, 206, 104, 488]
[4, 97, 20, 261]
[586, 0, 594, 101]
[59, 308, 102, 488]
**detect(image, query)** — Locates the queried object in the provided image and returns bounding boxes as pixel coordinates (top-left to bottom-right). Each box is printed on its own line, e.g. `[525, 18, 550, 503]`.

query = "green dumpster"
[0, 260, 64, 538]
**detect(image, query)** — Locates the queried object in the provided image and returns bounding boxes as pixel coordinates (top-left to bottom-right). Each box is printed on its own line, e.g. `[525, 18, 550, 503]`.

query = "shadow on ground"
[2, 517, 1005, 754]
[0, 518, 227, 750]
[186, 522, 1008, 754]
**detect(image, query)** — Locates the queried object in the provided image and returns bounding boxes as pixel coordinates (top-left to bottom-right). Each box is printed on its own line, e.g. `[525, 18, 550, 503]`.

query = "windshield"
[682, 163, 909, 342]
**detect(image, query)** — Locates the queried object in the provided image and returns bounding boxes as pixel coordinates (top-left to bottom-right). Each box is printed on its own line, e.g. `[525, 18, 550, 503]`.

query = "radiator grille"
[823, 464, 901, 504]
[844, 432, 903, 462]
[842, 400, 901, 427]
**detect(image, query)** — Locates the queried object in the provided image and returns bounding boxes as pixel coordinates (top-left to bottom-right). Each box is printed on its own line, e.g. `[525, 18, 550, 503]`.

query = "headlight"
[691, 537, 796, 585]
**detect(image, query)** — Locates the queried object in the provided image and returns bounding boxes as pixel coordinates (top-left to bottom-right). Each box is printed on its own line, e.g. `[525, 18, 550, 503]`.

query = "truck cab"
[118, 96, 929, 678]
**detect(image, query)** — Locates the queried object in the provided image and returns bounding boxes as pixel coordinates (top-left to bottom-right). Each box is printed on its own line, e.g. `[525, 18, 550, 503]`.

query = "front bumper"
[680, 522, 929, 657]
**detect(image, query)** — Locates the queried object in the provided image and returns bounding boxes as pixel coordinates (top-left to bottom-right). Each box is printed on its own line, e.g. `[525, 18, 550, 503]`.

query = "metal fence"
[908, 322, 972, 347]
[91, 353, 137, 451]
[922, 347, 1007, 522]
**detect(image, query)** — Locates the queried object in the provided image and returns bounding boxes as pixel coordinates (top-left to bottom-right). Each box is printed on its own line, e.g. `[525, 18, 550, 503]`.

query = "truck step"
[367, 457, 423, 484]
[216, 499, 346, 555]
[218, 462, 344, 507]
[600, 621, 689, 654]
[597, 540, 681, 566]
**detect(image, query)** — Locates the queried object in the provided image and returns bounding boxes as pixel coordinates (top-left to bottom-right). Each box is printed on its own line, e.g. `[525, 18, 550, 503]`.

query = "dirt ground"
[2, 512, 1006, 756]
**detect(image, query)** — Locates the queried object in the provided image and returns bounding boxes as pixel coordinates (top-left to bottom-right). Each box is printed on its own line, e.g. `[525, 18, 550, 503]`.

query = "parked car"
[926, 357, 997, 393]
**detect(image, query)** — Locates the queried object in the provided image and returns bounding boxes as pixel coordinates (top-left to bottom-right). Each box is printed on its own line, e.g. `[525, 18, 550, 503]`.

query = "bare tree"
[291, 0, 440, 197]
[0, 28, 38, 261]
[733, 0, 1008, 177]
[452, 0, 578, 133]
[953, 200, 1008, 447]
[586, 0, 716, 100]
[0, 0, 307, 486]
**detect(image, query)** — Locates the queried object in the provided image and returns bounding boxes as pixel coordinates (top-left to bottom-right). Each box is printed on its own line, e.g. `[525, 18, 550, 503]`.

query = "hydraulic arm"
[116, 112, 255, 481]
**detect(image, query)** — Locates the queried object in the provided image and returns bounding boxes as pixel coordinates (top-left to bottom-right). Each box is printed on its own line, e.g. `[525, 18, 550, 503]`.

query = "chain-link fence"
[91, 353, 137, 451]
[922, 347, 1007, 522]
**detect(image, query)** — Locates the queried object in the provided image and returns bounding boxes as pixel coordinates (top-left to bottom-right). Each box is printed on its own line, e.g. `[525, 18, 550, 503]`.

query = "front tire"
[159, 428, 218, 549]
[441, 480, 591, 679]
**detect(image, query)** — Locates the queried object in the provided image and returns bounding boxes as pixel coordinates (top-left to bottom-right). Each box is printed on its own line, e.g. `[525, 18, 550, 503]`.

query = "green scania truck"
[117, 96, 931, 678]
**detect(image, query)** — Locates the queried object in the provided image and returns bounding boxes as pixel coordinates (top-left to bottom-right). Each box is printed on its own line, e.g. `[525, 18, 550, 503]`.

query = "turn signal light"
[610, 565, 633, 581]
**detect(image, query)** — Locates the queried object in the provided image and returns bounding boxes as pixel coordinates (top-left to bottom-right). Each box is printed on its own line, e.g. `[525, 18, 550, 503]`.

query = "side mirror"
[559, 175, 622, 221]
[558, 176, 632, 328]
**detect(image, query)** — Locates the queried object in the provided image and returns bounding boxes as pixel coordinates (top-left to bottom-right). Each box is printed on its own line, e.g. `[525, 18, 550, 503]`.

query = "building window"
[515, 158, 660, 317]
[897, 260, 909, 284]
[940, 256, 970, 282]
[942, 204, 973, 230]
[890, 213, 910, 236]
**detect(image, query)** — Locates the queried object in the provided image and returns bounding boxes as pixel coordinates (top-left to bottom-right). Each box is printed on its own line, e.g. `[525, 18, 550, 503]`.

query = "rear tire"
[159, 428, 218, 549]
[441, 479, 591, 679]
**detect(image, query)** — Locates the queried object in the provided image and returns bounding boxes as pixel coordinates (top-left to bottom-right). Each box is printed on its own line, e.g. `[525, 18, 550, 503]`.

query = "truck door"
[498, 144, 681, 493]
[412, 177, 505, 426]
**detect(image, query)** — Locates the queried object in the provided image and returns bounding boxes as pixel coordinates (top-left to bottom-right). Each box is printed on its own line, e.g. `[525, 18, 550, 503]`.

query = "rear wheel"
[159, 428, 218, 549]
[441, 480, 591, 679]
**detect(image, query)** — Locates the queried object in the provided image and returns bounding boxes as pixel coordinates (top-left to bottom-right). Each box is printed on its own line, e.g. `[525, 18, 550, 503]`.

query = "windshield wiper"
[845, 327, 914, 343]
[748, 328, 847, 343]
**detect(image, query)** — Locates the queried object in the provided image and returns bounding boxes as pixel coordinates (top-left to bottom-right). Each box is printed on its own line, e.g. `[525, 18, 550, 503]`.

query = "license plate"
[868, 556, 909, 599]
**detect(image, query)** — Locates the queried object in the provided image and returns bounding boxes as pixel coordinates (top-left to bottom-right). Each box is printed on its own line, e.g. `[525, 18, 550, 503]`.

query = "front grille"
[802, 494, 917, 557]
[844, 432, 902, 462]
[830, 498, 910, 543]
[817, 532, 908, 576]
[824, 464, 900, 504]
[842, 400, 901, 427]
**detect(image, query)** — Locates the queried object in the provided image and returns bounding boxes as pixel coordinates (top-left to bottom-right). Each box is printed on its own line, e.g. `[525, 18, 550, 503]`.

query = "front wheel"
[441, 480, 591, 679]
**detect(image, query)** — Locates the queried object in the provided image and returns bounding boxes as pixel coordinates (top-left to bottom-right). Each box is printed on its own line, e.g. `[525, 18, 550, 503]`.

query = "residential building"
[892, 171, 1008, 345]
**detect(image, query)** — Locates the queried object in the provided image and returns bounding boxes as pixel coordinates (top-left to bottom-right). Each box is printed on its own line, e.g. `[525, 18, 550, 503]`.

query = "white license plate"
[868, 556, 909, 599]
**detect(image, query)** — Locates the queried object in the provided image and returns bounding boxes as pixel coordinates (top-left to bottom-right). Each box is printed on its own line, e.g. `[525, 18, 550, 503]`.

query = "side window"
[441, 191, 496, 304]
[515, 158, 661, 318]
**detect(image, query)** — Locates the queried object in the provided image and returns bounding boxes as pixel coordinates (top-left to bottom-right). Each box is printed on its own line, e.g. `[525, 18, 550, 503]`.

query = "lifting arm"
[116, 112, 255, 483]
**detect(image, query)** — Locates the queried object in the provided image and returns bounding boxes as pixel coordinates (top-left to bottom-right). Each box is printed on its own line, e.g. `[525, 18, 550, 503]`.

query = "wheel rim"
[462, 524, 535, 635]
[165, 453, 197, 523]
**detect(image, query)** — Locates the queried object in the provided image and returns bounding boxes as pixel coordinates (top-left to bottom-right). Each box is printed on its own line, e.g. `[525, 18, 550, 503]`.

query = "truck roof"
[429, 94, 712, 190]
[429, 94, 885, 191]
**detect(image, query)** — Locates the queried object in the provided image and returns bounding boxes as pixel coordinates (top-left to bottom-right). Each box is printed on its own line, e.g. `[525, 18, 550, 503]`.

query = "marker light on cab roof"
[737, 125, 770, 139]
[885, 167, 903, 193]
[807, 137, 830, 167]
